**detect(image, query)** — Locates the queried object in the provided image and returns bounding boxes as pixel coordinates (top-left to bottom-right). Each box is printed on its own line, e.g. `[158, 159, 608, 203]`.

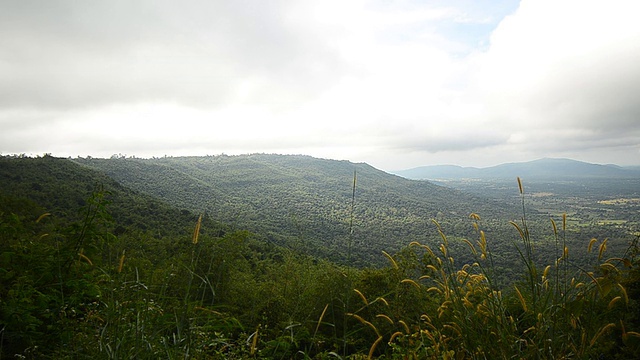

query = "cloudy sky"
[1, 0, 639, 171]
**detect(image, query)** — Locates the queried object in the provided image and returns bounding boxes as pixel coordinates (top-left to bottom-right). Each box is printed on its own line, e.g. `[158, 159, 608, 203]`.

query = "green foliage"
[72, 154, 521, 266]
[352, 181, 640, 359]
[0, 190, 112, 357]
[0, 186, 355, 358]
[1, 156, 639, 358]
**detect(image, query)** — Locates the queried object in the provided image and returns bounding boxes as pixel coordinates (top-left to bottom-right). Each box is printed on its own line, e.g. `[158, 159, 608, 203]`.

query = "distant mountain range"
[393, 158, 640, 180]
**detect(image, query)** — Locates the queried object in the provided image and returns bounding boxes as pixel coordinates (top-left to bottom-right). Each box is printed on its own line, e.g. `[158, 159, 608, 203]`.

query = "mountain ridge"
[72, 153, 520, 265]
[393, 158, 640, 180]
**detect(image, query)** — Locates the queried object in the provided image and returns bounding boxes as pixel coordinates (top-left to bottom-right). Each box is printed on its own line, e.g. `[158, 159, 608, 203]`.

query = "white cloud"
[0, 0, 351, 110]
[474, 0, 640, 130]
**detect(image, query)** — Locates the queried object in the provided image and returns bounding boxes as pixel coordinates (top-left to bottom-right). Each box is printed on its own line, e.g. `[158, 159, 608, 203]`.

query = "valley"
[1, 154, 639, 358]
[427, 177, 640, 237]
[72, 154, 522, 267]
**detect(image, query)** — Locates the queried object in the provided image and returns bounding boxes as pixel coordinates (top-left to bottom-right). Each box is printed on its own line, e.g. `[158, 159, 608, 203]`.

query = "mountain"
[3, 156, 638, 359]
[393, 164, 481, 179]
[0, 155, 225, 238]
[73, 154, 518, 265]
[394, 158, 640, 180]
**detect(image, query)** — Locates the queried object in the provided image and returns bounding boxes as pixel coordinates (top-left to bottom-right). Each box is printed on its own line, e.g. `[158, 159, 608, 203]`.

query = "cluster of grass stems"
[348, 177, 639, 359]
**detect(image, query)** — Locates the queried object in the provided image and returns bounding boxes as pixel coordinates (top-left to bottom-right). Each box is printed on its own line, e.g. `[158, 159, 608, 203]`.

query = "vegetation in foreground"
[1, 159, 639, 358]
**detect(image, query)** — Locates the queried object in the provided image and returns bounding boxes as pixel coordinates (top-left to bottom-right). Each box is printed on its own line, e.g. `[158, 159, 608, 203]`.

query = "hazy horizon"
[4, 152, 639, 173]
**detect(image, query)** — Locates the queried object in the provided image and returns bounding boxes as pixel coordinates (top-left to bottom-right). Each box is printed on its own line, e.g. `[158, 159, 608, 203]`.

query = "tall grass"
[352, 178, 638, 359]
[93, 212, 251, 359]
[342, 169, 358, 356]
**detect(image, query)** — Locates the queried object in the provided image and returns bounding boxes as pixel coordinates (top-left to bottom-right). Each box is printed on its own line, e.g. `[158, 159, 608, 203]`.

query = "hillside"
[73, 154, 519, 265]
[394, 158, 640, 180]
[0, 155, 225, 239]
[2, 155, 639, 359]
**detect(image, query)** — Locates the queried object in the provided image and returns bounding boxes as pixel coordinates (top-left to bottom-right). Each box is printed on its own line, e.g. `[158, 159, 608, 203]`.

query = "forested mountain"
[2, 154, 639, 358]
[394, 158, 640, 180]
[73, 154, 519, 266]
[0, 154, 226, 239]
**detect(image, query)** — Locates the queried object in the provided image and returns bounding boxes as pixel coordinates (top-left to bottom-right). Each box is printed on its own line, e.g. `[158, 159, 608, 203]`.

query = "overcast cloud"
[1, 0, 639, 170]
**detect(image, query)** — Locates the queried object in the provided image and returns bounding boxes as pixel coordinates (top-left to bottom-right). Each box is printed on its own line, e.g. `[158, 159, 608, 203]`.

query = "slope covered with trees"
[1, 155, 639, 358]
[73, 154, 521, 266]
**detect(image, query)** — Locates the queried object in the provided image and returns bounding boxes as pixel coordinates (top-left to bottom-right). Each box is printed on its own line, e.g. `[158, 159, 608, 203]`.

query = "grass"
[350, 178, 640, 359]
[2, 179, 639, 358]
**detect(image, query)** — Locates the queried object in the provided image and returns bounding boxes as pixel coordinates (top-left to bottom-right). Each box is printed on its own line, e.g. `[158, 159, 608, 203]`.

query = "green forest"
[1, 154, 639, 359]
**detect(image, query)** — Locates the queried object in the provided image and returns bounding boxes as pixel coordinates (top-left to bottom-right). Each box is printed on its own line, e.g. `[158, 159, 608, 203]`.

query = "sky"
[1, 0, 639, 171]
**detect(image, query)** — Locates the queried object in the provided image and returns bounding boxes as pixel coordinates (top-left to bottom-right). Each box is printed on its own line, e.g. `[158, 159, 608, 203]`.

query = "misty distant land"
[392, 158, 640, 181]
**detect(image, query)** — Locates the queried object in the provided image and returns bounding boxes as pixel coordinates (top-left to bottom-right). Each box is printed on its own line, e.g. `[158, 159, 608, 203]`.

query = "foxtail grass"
[357, 178, 636, 359]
